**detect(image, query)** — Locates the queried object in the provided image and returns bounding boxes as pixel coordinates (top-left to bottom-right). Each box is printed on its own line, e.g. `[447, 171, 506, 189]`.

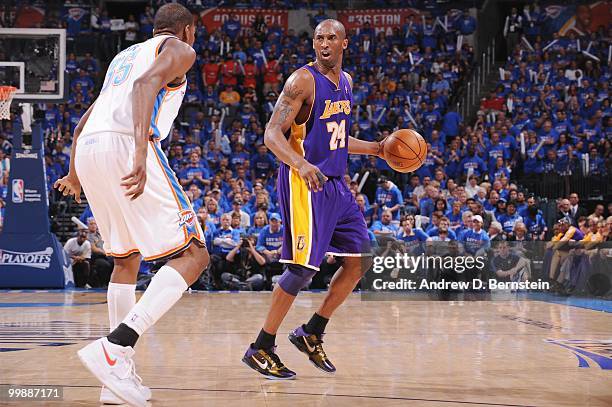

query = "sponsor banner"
[337, 8, 421, 35]
[200, 8, 288, 34]
[0, 247, 53, 270]
[15, 6, 45, 28]
[14, 150, 38, 159]
[0, 233, 68, 288]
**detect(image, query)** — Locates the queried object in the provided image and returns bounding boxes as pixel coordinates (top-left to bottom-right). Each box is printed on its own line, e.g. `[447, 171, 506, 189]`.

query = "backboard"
[0, 28, 66, 102]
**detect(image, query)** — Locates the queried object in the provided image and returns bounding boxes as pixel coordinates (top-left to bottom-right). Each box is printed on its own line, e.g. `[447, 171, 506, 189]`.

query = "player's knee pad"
[277, 264, 317, 296]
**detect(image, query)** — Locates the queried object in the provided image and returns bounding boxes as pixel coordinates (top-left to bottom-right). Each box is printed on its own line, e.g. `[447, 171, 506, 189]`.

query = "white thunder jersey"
[76, 34, 204, 261]
[81, 34, 186, 141]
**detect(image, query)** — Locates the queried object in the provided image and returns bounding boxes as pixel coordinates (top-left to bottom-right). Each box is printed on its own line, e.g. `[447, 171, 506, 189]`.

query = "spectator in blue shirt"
[442, 109, 462, 138]
[456, 10, 476, 35]
[497, 202, 523, 236]
[490, 156, 510, 181]
[418, 185, 438, 219]
[523, 133, 544, 174]
[66, 7, 88, 38]
[212, 213, 240, 255]
[184, 82, 204, 105]
[460, 215, 490, 255]
[374, 176, 404, 221]
[66, 53, 79, 75]
[397, 215, 429, 255]
[523, 205, 547, 240]
[197, 206, 217, 249]
[371, 210, 399, 237]
[251, 144, 276, 179]
[356, 193, 375, 227]
[223, 15, 242, 41]
[459, 147, 487, 178]
[256, 213, 283, 263]
[74, 70, 95, 94]
[588, 147, 607, 176]
[538, 120, 559, 153]
[179, 151, 210, 190]
[247, 211, 268, 238]
[80, 53, 100, 75]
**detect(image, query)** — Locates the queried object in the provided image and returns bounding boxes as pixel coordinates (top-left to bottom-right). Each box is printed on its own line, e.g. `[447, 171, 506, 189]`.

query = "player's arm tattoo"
[271, 98, 294, 126]
[270, 81, 304, 126]
[283, 82, 303, 100]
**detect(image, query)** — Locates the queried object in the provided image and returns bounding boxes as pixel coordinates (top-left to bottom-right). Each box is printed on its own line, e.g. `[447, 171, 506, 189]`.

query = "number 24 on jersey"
[327, 119, 346, 151]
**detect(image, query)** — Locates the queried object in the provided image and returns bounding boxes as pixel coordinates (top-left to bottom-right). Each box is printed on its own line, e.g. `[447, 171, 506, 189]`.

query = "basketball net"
[0, 86, 17, 120]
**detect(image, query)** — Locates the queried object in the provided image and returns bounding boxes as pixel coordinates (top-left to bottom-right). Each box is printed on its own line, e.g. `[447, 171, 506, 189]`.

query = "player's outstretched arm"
[122, 39, 196, 200]
[53, 100, 97, 203]
[348, 136, 385, 158]
[264, 69, 327, 191]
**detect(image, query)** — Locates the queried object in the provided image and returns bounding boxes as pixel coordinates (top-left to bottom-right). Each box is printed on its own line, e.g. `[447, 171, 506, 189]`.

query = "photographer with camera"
[223, 235, 266, 290]
[211, 213, 241, 288]
[255, 213, 284, 286]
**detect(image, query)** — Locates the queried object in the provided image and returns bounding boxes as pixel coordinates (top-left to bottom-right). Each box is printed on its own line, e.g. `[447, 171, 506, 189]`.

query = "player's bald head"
[314, 19, 346, 39]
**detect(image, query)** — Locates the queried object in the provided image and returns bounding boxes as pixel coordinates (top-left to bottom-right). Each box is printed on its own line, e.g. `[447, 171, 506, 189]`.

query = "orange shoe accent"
[101, 342, 117, 367]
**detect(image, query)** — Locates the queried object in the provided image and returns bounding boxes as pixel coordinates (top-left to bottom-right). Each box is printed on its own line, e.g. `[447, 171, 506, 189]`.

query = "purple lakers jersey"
[285, 63, 353, 177]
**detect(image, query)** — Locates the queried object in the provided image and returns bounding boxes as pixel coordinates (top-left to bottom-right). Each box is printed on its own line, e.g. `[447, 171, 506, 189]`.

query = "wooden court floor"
[0, 291, 611, 406]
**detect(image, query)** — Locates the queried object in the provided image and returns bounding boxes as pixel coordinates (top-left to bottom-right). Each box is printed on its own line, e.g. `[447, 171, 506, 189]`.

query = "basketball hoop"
[0, 86, 17, 120]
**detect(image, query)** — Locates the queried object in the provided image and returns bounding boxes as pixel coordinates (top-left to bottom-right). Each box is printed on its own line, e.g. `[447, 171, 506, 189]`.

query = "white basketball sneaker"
[77, 337, 148, 407]
[100, 373, 152, 404]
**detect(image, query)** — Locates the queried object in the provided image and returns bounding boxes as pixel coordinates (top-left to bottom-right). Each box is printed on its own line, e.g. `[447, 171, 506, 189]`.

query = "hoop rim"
[0, 86, 17, 101]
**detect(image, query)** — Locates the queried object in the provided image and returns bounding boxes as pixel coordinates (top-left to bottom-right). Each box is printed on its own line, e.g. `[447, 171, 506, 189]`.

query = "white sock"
[121, 265, 188, 336]
[107, 282, 136, 331]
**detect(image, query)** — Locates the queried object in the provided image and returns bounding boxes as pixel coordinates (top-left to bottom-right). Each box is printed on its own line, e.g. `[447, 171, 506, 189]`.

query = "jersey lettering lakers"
[285, 63, 353, 177]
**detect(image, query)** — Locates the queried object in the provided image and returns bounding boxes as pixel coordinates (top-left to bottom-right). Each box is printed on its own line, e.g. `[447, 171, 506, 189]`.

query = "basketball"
[383, 129, 427, 173]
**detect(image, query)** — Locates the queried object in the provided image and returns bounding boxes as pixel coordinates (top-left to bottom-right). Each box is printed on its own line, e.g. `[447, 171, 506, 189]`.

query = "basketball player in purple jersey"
[243, 19, 387, 379]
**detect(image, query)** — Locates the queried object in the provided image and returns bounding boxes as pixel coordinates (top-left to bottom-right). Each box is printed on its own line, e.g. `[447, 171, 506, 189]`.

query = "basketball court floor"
[1, 290, 611, 406]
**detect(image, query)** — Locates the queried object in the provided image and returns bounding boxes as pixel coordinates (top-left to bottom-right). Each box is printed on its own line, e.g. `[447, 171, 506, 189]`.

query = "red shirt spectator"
[243, 59, 258, 89]
[481, 91, 505, 111]
[263, 60, 280, 86]
[221, 57, 239, 86]
[202, 60, 220, 86]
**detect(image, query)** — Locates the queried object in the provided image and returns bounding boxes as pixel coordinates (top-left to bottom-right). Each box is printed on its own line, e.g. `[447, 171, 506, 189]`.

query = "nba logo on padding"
[12, 179, 24, 203]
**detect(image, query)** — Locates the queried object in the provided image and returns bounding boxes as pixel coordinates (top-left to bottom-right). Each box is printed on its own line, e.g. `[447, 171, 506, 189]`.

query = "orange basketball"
[383, 129, 427, 173]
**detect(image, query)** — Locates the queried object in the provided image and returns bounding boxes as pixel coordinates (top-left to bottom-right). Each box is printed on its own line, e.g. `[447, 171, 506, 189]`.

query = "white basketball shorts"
[75, 132, 205, 261]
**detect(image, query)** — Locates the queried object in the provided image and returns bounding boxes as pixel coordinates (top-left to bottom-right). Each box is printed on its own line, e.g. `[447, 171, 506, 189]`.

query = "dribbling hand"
[377, 137, 388, 160]
[121, 157, 147, 201]
[54, 174, 82, 204]
[297, 160, 327, 192]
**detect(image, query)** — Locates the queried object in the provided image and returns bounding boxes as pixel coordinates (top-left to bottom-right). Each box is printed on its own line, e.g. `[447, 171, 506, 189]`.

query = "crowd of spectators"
[482, 5, 611, 191]
[0, 2, 609, 294]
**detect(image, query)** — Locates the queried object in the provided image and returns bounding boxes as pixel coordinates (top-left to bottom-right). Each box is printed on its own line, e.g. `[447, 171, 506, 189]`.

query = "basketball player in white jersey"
[54, 4, 209, 406]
